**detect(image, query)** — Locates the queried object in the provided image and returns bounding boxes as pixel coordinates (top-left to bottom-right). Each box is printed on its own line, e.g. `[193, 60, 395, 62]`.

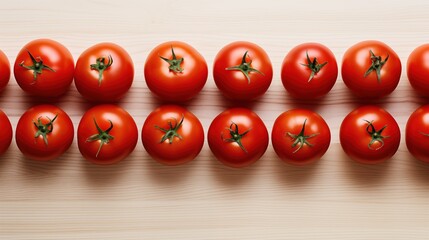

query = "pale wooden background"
[1, 1, 429, 239]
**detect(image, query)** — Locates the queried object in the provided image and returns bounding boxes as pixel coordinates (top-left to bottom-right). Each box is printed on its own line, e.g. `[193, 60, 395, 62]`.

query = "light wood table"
[1, 1, 429, 239]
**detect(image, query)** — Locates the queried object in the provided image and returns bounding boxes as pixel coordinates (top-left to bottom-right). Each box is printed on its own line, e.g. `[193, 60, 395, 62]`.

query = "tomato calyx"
[154, 115, 184, 144]
[364, 50, 389, 83]
[222, 122, 251, 153]
[159, 46, 184, 73]
[33, 114, 58, 146]
[90, 55, 113, 86]
[225, 51, 264, 84]
[286, 119, 319, 153]
[300, 51, 327, 82]
[365, 120, 389, 150]
[19, 50, 56, 82]
[86, 118, 114, 157]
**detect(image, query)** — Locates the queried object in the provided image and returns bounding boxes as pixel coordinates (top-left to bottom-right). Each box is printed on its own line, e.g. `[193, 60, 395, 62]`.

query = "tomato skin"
[271, 109, 331, 165]
[406, 105, 429, 163]
[74, 43, 134, 102]
[339, 105, 400, 164]
[341, 40, 401, 99]
[407, 44, 429, 97]
[208, 108, 268, 168]
[144, 41, 208, 102]
[213, 41, 273, 101]
[142, 105, 204, 166]
[77, 104, 138, 165]
[0, 50, 10, 92]
[15, 105, 74, 161]
[0, 110, 12, 155]
[281, 43, 338, 99]
[14, 39, 74, 97]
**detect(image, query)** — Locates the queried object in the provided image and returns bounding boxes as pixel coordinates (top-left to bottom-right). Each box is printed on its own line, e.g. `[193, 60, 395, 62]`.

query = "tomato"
[14, 39, 74, 98]
[213, 41, 273, 101]
[271, 109, 331, 165]
[341, 40, 401, 99]
[74, 43, 134, 102]
[144, 41, 208, 102]
[142, 105, 204, 166]
[339, 105, 400, 164]
[208, 108, 268, 168]
[406, 105, 429, 163]
[0, 50, 10, 92]
[15, 105, 74, 161]
[0, 110, 12, 155]
[407, 44, 429, 97]
[281, 43, 338, 99]
[77, 104, 138, 165]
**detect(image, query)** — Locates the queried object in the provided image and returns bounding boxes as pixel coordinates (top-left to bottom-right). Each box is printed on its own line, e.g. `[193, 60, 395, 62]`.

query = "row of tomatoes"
[0, 103, 428, 167]
[1, 39, 429, 101]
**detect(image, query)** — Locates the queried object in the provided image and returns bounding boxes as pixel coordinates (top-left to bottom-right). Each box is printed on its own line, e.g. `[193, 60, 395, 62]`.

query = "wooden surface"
[1, 1, 429, 239]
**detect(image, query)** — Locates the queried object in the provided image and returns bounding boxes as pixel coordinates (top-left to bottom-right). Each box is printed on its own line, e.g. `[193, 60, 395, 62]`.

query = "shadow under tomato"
[340, 148, 392, 186]
[143, 152, 196, 185]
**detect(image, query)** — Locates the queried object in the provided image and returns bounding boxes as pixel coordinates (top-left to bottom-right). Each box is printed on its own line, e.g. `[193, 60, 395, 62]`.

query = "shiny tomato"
[213, 41, 273, 101]
[272, 109, 331, 165]
[208, 108, 268, 168]
[142, 105, 204, 166]
[281, 43, 338, 99]
[74, 43, 134, 102]
[0, 110, 12, 155]
[341, 40, 401, 99]
[407, 44, 429, 97]
[14, 39, 74, 97]
[406, 105, 429, 163]
[0, 50, 10, 92]
[340, 105, 400, 164]
[144, 41, 208, 102]
[77, 104, 138, 165]
[15, 105, 74, 161]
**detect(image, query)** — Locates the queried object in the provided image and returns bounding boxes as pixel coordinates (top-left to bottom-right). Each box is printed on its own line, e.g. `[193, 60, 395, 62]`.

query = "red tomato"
[340, 105, 400, 164]
[272, 109, 331, 165]
[0, 110, 12, 155]
[407, 44, 429, 97]
[281, 43, 338, 99]
[15, 105, 74, 161]
[213, 41, 273, 101]
[14, 39, 74, 97]
[77, 104, 138, 165]
[208, 108, 268, 168]
[0, 50, 10, 92]
[74, 43, 134, 102]
[142, 105, 204, 166]
[406, 105, 429, 163]
[144, 41, 208, 102]
[341, 40, 401, 99]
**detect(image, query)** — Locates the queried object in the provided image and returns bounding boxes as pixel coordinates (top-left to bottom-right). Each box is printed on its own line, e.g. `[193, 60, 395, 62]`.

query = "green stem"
[19, 50, 56, 82]
[286, 119, 319, 153]
[300, 51, 328, 82]
[86, 118, 114, 157]
[225, 51, 264, 84]
[364, 50, 389, 83]
[90, 55, 113, 86]
[221, 122, 251, 153]
[159, 46, 184, 73]
[364, 120, 389, 150]
[33, 114, 58, 146]
[155, 115, 184, 144]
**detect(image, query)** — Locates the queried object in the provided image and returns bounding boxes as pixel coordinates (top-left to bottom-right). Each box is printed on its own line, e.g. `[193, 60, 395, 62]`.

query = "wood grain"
[1, 0, 429, 239]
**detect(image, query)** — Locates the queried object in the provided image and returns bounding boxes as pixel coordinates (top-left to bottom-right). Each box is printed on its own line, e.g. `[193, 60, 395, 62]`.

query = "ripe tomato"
[0, 50, 10, 92]
[142, 105, 204, 166]
[407, 44, 429, 97]
[0, 110, 12, 155]
[341, 40, 401, 99]
[281, 43, 338, 99]
[77, 104, 138, 165]
[14, 39, 74, 98]
[208, 108, 268, 168]
[340, 105, 400, 164]
[406, 105, 429, 163]
[144, 41, 208, 102]
[213, 41, 273, 101]
[271, 109, 331, 165]
[74, 43, 134, 102]
[15, 105, 74, 161]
